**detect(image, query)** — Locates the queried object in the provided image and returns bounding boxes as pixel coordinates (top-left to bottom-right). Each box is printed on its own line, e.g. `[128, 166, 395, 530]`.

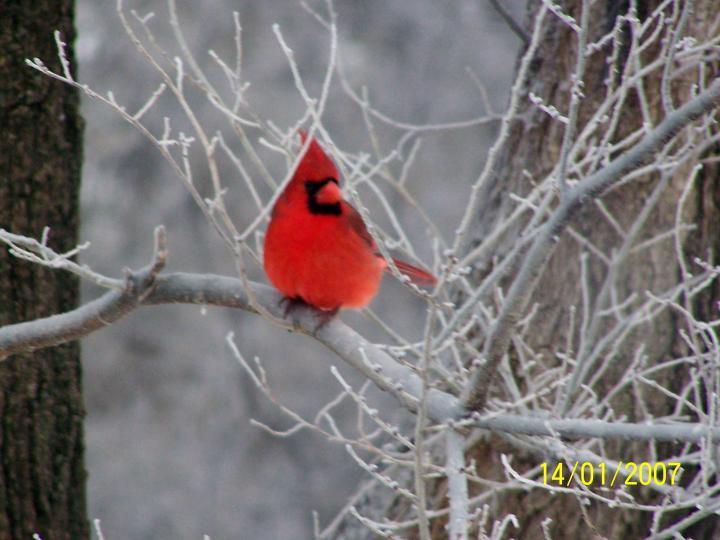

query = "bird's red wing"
[343, 202, 436, 287]
[343, 201, 377, 250]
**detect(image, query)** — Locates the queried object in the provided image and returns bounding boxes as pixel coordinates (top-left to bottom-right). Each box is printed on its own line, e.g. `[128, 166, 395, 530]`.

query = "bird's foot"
[277, 297, 339, 334]
[278, 296, 310, 326]
[279, 296, 308, 320]
[312, 306, 339, 334]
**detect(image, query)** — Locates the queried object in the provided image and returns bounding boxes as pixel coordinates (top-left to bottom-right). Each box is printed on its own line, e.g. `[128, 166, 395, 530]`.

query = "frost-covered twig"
[462, 78, 720, 412]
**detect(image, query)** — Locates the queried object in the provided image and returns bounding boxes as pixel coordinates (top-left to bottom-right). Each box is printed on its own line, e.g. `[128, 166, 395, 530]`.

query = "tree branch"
[156, 274, 464, 423]
[445, 429, 470, 540]
[487, 0, 530, 46]
[2, 265, 720, 444]
[0, 267, 462, 423]
[471, 412, 720, 442]
[462, 78, 720, 412]
[0, 226, 167, 359]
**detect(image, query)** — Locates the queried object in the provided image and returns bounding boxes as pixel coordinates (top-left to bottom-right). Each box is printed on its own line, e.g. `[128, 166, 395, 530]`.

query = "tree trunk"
[0, 2, 87, 539]
[462, 0, 720, 538]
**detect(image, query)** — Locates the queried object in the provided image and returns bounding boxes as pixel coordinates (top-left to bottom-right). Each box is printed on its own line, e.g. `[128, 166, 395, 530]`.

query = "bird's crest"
[294, 130, 340, 183]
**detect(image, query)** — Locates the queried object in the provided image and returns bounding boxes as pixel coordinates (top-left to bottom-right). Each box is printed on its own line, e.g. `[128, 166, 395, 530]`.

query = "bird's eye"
[304, 177, 338, 195]
[304, 181, 320, 195]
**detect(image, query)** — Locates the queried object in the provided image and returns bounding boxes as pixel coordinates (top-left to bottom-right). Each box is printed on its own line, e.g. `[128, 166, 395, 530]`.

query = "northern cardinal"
[263, 131, 436, 317]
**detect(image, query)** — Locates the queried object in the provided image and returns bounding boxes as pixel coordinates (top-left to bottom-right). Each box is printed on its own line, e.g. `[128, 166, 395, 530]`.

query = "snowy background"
[75, 1, 522, 537]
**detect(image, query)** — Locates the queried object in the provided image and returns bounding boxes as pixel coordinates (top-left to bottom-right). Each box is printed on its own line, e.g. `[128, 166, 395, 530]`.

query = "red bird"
[263, 131, 436, 317]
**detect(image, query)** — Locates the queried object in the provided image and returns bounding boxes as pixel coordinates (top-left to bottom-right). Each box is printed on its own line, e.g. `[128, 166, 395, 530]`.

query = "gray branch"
[461, 78, 720, 412]
[0, 226, 168, 358]
[2, 267, 720, 444]
[146, 272, 462, 422]
[472, 413, 720, 442]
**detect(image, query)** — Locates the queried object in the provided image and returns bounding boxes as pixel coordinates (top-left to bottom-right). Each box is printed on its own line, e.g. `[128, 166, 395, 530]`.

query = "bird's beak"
[315, 180, 342, 205]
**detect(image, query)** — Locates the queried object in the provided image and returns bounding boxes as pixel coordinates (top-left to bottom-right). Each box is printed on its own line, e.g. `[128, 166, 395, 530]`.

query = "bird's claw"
[311, 306, 339, 334]
[279, 296, 307, 320]
[277, 297, 339, 334]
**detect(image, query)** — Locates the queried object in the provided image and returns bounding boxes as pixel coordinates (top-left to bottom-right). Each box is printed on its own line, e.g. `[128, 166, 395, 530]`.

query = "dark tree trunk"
[0, 1, 87, 539]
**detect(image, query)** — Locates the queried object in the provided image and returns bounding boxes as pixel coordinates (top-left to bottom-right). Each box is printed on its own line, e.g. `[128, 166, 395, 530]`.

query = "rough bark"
[462, 0, 720, 538]
[0, 1, 87, 539]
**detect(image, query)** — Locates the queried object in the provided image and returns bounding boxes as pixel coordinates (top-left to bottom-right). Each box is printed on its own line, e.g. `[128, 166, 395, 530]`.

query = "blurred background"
[76, 1, 523, 537]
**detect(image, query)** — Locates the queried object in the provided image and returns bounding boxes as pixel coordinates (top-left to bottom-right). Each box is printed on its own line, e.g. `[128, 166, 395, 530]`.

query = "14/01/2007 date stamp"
[541, 461, 682, 487]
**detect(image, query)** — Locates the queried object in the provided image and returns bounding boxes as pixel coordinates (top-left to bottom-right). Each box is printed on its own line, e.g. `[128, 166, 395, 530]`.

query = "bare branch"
[486, 0, 530, 46]
[462, 78, 720, 412]
[446, 429, 470, 540]
[2, 265, 720, 444]
[471, 412, 720, 442]
[0, 226, 167, 361]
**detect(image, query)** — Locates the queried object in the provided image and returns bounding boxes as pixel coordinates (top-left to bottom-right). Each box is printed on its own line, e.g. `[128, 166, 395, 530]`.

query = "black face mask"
[305, 177, 342, 216]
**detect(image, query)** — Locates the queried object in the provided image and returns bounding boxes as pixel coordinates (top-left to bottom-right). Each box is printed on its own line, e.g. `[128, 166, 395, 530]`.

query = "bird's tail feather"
[390, 258, 437, 286]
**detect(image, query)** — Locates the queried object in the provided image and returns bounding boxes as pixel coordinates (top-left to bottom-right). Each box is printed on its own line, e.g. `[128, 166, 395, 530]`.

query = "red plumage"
[263, 131, 436, 311]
